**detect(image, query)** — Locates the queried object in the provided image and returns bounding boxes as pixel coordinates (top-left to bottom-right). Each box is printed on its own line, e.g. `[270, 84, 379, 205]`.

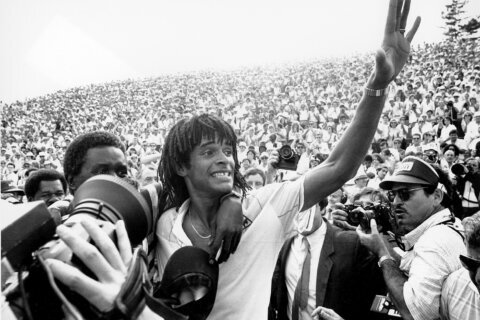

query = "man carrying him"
[62, 131, 240, 261]
[24, 169, 67, 207]
[357, 156, 466, 320]
[155, 2, 420, 319]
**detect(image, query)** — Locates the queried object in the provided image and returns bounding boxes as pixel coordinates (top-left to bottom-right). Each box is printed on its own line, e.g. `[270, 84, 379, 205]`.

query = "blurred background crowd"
[2, 40, 480, 211]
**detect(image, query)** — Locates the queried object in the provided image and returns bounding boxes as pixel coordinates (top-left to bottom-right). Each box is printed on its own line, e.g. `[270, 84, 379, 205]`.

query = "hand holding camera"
[330, 203, 357, 231]
[47, 220, 132, 313]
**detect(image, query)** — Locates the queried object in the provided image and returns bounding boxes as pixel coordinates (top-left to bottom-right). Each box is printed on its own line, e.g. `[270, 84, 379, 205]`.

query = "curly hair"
[24, 169, 67, 200]
[463, 213, 480, 249]
[63, 131, 125, 188]
[158, 114, 249, 211]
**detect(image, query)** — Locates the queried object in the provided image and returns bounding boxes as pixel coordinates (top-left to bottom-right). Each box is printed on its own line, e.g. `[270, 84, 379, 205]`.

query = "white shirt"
[155, 177, 305, 320]
[286, 221, 327, 320]
[440, 268, 480, 320]
[399, 209, 466, 320]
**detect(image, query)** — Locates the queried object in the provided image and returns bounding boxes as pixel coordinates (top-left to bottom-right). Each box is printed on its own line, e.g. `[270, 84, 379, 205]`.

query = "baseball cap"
[239, 141, 247, 148]
[379, 156, 439, 190]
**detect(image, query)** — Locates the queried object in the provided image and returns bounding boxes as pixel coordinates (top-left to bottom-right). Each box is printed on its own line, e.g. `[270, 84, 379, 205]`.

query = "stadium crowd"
[2, 41, 480, 196]
[2, 18, 480, 319]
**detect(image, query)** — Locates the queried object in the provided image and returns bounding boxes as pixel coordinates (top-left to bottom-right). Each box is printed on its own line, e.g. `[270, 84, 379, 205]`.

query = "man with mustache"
[357, 156, 465, 320]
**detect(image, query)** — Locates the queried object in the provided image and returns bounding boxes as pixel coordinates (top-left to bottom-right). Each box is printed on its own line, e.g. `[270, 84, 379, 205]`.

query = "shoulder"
[443, 268, 470, 293]
[417, 223, 465, 253]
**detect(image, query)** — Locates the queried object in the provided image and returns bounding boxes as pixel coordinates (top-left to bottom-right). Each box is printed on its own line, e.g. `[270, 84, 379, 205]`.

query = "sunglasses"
[387, 187, 429, 202]
[460, 254, 480, 272]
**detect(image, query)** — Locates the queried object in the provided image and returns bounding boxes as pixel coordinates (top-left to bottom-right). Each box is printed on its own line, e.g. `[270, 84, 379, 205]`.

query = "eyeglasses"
[460, 254, 480, 272]
[387, 187, 429, 202]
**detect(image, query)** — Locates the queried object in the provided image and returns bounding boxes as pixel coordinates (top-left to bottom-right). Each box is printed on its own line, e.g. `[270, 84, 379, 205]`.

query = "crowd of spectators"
[1, 40, 480, 204]
[1, 31, 480, 320]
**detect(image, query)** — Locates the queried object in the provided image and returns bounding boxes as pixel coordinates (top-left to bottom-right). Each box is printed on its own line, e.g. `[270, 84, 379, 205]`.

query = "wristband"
[219, 191, 241, 204]
[365, 86, 389, 97]
[378, 255, 395, 268]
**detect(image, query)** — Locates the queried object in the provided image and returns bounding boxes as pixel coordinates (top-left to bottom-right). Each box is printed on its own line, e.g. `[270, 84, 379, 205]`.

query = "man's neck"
[189, 194, 220, 227]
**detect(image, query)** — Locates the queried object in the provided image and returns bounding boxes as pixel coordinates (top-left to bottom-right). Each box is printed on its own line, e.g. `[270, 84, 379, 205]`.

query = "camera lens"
[279, 145, 293, 159]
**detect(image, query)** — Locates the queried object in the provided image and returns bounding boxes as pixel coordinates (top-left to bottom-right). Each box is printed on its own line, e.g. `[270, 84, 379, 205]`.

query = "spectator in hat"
[368, 163, 390, 191]
[344, 174, 370, 203]
[357, 156, 465, 320]
[465, 111, 480, 146]
[406, 132, 423, 156]
[238, 141, 248, 161]
[258, 152, 269, 173]
[1, 182, 25, 204]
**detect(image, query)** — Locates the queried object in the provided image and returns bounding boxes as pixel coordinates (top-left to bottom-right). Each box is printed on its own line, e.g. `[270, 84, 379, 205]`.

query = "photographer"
[452, 157, 480, 219]
[46, 220, 163, 320]
[356, 156, 466, 320]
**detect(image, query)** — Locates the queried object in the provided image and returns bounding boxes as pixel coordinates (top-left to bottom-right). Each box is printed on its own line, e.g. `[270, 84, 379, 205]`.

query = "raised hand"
[373, 0, 421, 87]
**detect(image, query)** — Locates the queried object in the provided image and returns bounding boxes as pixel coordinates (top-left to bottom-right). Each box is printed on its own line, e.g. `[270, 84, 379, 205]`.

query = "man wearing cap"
[357, 156, 466, 320]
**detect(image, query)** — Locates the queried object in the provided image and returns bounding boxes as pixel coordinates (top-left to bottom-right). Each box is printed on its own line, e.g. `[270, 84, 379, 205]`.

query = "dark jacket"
[268, 220, 385, 320]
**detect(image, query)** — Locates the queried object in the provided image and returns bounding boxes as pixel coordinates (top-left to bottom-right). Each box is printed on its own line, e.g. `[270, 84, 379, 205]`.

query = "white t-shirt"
[155, 177, 305, 320]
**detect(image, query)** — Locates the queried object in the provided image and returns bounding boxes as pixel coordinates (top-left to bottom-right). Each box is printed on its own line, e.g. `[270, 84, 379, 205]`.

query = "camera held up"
[344, 202, 393, 233]
[2, 175, 152, 320]
[274, 145, 300, 171]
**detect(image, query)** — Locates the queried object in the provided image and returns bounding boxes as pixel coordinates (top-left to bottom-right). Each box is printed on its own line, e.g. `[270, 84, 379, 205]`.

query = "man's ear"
[433, 188, 444, 205]
[175, 165, 187, 177]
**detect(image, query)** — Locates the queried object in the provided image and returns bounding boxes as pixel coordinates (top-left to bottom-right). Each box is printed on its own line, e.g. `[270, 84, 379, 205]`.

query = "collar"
[401, 208, 453, 251]
[172, 198, 194, 246]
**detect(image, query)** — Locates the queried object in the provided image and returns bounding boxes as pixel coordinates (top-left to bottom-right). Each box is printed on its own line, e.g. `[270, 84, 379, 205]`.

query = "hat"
[39, 152, 46, 157]
[354, 174, 369, 181]
[239, 141, 247, 148]
[422, 143, 439, 153]
[5, 186, 24, 195]
[474, 111, 480, 118]
[379, 156, 439, 190]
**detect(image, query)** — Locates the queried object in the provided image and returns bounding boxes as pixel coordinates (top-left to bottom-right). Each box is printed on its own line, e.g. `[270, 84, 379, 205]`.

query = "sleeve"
[248, 176, 305, 235]
[402, 226, 465, 320]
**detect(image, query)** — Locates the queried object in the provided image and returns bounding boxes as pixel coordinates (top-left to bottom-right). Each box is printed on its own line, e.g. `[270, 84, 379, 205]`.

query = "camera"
[370, 294, 401, 319]
[344, 202, 393, 232]
[2, 175, 152, 320]
[451, 163, 471, 176]
[275, 145, 300, 171]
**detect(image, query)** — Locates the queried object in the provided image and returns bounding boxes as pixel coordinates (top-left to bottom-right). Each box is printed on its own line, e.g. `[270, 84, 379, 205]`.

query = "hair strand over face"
[158, 114, 249, 211]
